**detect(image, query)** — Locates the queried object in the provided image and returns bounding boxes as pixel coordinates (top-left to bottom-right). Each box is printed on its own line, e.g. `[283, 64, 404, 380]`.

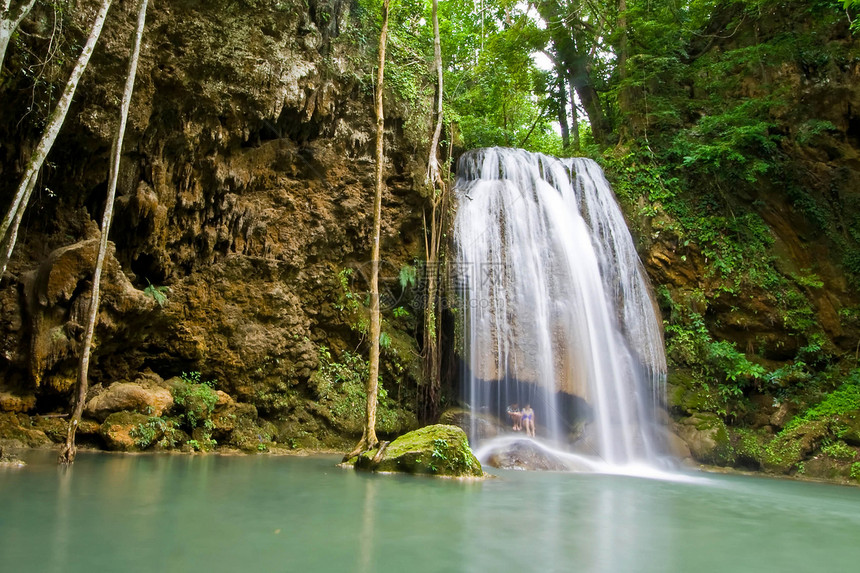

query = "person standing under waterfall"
[521, 404, 535, 437]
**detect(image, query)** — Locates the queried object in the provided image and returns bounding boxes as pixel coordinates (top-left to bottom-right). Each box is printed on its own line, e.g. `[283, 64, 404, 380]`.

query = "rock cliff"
[0, 0, 426, 451]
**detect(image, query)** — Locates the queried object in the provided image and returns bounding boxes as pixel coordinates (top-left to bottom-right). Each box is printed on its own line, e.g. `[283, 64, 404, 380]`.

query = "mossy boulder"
[676, 413, 732, 464]
[100, 411, 150, 451]
[762, 419, 829, 473]
[0, 412, 52, 448]
[355, 425, 484, 477]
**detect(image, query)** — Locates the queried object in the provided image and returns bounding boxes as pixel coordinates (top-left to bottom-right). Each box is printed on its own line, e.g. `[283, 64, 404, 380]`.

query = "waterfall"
[453, 147, 667, 466]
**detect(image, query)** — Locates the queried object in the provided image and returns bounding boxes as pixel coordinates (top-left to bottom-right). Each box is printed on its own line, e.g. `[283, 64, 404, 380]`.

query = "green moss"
[356, 425, 483, 477]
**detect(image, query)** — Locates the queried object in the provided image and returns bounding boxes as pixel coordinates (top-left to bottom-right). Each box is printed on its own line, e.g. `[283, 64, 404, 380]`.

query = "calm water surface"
[2, 451, 859, 572]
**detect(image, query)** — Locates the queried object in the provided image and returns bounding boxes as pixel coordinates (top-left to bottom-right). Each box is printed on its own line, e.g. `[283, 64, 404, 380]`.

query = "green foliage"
[173, 372, 219, 450]
[130, 416, 182, 449]
[311, 345, 411, 433]
[782, 372, 860, 433]
[398, 265, 416, 290]
[144, 280, 168, 307]
[821, 441, 856, 461]
[428, 436, 478, 474]
[851, 462, 860, 481]
[392, 306, 410, 319]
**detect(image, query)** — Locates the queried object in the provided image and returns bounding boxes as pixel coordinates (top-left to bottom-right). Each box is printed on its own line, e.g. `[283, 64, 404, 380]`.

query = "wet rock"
[438, 408, 502, 441]
[484, 439, 569, 471]
[676, 413, 731, 465]
[100, 411, 151, 451]
[659, 427, 693, 461]
[85, 379, 173, 421]
[356, 425, 484, 477]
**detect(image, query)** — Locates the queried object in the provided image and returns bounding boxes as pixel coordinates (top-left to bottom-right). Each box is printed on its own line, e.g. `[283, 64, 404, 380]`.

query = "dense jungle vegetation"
[342, 0, 860, 476]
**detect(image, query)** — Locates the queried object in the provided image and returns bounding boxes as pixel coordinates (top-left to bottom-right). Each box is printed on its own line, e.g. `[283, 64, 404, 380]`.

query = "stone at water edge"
[355, 425, 484, 477]
[483, 439, 569, 471]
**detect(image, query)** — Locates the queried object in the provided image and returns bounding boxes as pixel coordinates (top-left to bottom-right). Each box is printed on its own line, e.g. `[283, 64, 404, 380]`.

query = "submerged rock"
[356, 425, 484, 477]
[483, 439, 569, 471]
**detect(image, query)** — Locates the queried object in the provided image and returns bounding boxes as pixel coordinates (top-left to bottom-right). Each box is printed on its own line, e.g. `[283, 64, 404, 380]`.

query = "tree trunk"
[535, 0, 609, 146]
[556, 69, 570, 152]
[0, 0, 36, 70]
[616, 0, 632, 142]
[59, 0, 147, 465]
[569, 77, 580, 151]
[421, 0, 446, 423]
[0, 0, 113, 281]
[346, 0, 389, 461]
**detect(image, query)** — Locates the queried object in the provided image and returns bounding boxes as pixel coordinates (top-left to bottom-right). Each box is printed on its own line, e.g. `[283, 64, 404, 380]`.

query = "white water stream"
[453, 148, 667, 467]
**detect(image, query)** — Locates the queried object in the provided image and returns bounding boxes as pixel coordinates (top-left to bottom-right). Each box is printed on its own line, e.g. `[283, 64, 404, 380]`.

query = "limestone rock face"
[0, 0, 424, 449]
[356, 425, 484, 477]
[85, 380, 174, 421]
[0, 392, 36, 413]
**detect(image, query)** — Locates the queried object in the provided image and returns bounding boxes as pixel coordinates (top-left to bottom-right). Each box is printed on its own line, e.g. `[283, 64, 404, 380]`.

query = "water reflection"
[359, 477, 377, 573]
[2, 454, 860, 572]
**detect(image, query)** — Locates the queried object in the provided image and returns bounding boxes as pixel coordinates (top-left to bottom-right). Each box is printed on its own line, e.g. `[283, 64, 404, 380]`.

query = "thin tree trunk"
[346, 0, 389, 461]
[60, 0, 147, 464]
[556, 72, 570, 151]
[0, 0, 113, 281]
[426, 0, 443, 187]
[0, 0, 36, 70]
[421, 0, 446, 423]
[616, 0, 632, 142]
[570, 77, 580, 151]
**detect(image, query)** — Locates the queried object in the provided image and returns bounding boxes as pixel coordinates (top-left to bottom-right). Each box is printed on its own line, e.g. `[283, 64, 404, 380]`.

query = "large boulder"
[100, 411, 151, 451]
[85, 378, 173, 421]
[676, 413, 732, 464]
[356, 425, 484, 477]
[483, 439, 569, 471]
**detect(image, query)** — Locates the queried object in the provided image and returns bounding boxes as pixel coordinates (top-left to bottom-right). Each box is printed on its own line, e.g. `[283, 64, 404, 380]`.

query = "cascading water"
[453, 147, 667, 467]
